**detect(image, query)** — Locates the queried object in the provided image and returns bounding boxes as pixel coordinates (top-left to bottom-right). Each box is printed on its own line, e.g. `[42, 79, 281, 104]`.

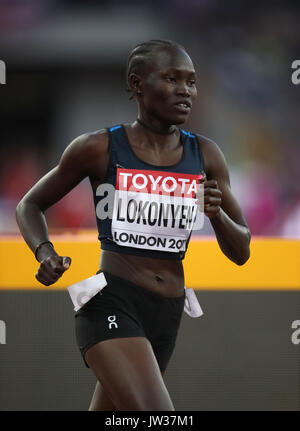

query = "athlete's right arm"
[16, 130, 109, 285]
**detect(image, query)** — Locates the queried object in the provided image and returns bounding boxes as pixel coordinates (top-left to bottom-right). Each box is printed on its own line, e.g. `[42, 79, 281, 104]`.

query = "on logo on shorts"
[108, 315, 118, 329]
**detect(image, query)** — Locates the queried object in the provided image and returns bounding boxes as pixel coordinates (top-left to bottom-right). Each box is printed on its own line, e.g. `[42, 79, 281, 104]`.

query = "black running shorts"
[74, 271, 185, 372]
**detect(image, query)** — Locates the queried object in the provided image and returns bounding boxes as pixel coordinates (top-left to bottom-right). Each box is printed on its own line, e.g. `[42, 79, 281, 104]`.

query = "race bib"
[111, 168, 203, 253]
[67, 272, 107, 312]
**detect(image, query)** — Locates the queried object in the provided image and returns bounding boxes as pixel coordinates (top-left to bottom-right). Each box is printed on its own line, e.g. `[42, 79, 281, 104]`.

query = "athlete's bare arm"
[198, 135, 251, 265]
[16, 130, 109, 283]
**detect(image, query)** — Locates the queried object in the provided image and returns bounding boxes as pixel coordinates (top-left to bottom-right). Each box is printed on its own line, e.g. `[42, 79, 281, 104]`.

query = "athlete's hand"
[35, 255, 72, 286]
[196, 172, 222, 219]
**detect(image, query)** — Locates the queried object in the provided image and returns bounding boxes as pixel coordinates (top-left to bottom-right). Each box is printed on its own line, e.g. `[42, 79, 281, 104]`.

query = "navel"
[155, 274, 164, 283]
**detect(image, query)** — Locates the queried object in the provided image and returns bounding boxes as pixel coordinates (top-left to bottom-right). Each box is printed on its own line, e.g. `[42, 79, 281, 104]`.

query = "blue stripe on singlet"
[109, 125, 122, 132]
[181, 129, 195, 138]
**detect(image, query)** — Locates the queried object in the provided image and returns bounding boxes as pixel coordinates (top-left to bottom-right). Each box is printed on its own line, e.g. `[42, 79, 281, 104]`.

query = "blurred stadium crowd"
[0, 0, 299, 237]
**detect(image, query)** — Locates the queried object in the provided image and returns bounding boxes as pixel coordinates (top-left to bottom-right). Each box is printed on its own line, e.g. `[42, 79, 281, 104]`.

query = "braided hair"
[126, 39, 185, 100]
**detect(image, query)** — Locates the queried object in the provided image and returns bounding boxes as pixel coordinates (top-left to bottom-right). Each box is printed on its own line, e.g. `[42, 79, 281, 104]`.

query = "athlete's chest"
[110, 166, 201, 254]
[130, 141, 183, 166]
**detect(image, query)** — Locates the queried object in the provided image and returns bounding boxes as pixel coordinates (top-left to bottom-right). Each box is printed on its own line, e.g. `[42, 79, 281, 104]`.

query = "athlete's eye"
[166, 76, 176, 83]
[188, 80, 196, 86]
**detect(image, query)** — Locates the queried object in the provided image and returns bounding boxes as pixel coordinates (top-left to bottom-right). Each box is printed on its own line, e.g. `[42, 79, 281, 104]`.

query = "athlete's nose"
[176, 82, 191, 97]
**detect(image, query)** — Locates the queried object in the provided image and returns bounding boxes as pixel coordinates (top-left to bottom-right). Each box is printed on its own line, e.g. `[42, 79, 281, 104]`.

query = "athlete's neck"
[136, 118, 177, 135]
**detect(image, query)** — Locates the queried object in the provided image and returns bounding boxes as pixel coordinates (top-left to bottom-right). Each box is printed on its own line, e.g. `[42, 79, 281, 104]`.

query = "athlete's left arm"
[197, 135, 251, 265]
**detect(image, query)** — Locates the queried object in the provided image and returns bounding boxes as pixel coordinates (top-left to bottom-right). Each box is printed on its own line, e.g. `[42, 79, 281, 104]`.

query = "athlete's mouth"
[174, 100, 191, 109]
[173, 101, 191, 113]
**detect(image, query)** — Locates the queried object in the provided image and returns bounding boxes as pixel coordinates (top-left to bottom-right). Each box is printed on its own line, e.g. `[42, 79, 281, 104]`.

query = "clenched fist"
[196, 172, 222, 219]
[35, 255, 72, 286]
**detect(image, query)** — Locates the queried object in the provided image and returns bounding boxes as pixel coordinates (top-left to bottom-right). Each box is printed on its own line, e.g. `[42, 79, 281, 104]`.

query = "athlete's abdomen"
[100, 249, 185, 298]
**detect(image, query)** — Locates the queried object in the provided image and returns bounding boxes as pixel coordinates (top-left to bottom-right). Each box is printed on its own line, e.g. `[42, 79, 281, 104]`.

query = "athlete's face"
[138, 47, 197, 125]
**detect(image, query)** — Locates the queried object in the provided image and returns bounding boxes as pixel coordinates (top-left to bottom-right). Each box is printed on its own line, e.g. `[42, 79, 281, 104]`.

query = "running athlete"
[16, 40, 251, 411]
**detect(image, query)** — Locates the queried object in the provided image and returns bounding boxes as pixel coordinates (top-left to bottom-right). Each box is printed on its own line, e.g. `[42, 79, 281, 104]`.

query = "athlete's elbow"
[235, 228, 251, 265]
[16, 197, 29, 216]
[16, 199, 24, 219]
[235, 247, 250, 266]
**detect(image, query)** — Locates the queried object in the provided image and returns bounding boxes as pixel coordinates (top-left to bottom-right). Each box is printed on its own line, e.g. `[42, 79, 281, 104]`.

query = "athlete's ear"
[128, 73, 142, 97]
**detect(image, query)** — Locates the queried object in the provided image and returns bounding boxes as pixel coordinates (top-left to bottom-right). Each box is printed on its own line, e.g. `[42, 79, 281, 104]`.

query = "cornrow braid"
[126, 39, 185, 100]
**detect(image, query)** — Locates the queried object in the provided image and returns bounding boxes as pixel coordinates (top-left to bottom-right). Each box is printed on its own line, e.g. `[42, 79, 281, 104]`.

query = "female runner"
[16, 40, 251, 411]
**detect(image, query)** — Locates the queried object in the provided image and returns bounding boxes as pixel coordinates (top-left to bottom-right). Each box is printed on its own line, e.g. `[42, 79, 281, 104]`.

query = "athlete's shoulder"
[82, 124, 123, 148]
[193, 132, 229, 176]
[68, 123, 124, 161]
[193, 131, 216, 146]
[65, 128, 109, 159]
[58, 128, 110, 180]
[185, 131, 221, 174]
[181, 128, 216, 147]
[72, 127, 109, 148]
[192, 131, 221, 154]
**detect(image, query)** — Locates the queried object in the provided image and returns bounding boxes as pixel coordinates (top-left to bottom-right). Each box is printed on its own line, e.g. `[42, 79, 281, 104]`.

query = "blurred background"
[1, 0, 300, 237]
[0, 0, 299, 412]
